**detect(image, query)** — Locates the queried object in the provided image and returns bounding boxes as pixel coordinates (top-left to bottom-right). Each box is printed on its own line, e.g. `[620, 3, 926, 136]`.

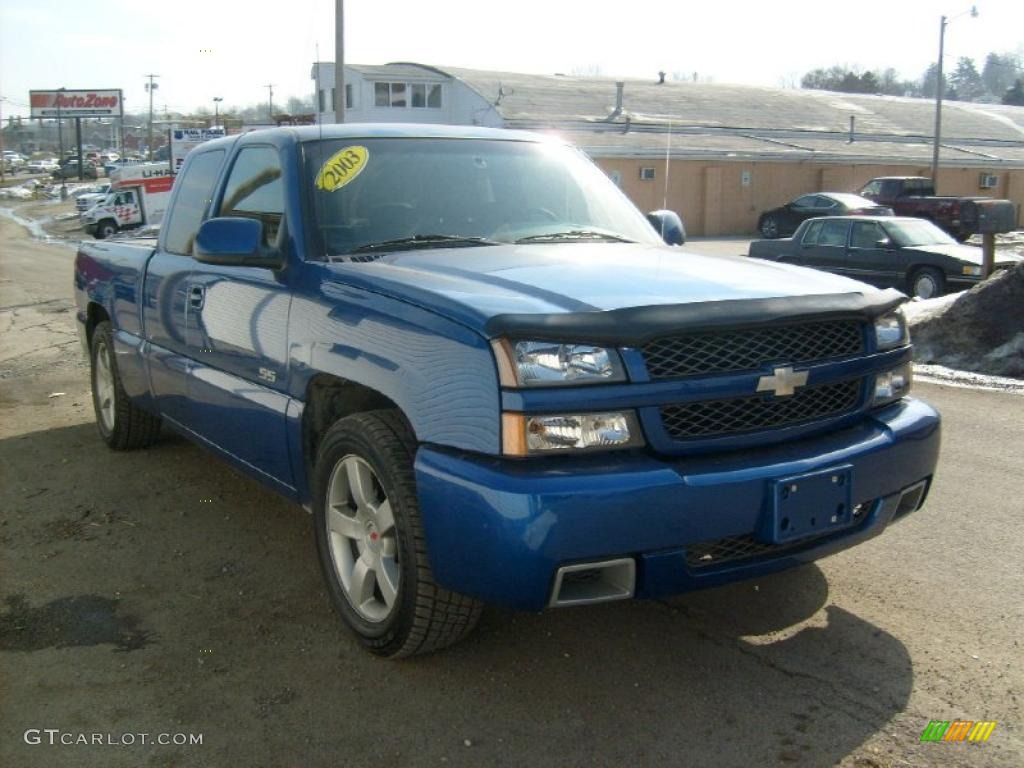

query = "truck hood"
[903, 243, 1023, 266]
[326, 243, 893, 337]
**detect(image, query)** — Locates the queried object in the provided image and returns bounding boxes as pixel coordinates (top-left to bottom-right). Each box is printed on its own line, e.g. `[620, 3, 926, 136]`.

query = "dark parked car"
[748, 215, 1021, 299]
[52, 160, 99, 180]
[757, 193, 892, 238]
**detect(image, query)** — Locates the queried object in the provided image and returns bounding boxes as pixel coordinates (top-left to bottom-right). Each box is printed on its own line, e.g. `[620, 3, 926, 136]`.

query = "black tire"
[313, 410, 483, 658]
[90, 321, 162, 450]
[908, 267, 946, 300]
[760, 216, 780, 239]
[95, 220, 117, 240]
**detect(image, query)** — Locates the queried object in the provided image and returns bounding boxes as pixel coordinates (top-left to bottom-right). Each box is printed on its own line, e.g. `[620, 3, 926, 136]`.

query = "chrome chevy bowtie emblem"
[756, 366, 809, 397]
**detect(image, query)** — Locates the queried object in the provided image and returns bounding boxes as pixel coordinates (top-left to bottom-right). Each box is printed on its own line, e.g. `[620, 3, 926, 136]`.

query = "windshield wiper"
[515, 229, 635, 244]
[348, 234, 502, 254]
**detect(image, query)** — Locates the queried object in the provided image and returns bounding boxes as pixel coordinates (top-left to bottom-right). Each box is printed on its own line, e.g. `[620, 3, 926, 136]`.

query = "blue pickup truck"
[74, 124, 940, 657]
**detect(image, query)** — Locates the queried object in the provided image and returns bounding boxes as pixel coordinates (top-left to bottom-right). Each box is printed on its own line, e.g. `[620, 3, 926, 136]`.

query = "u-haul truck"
[82, 163, 174, 239]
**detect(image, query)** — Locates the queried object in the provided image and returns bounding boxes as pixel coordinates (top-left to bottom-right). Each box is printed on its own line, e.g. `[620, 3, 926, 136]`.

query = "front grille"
[660, 378, 862, 440]
[642, 320, 864, 380]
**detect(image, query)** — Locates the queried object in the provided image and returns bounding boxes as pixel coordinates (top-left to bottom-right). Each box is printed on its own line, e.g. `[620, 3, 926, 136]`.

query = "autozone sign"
[30, 89, 124, 118]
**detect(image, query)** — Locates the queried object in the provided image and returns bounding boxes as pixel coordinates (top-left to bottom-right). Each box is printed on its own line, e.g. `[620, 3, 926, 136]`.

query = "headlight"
[502, 411, 643, 456]
[874, 310, 909, 351]
[962, 265, 982, 277]
[873, 363, 913, 407]
[492, 340, 626, 387]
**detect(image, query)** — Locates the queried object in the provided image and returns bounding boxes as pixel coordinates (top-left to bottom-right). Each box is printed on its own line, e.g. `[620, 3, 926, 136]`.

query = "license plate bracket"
[769, 465, 854, 544]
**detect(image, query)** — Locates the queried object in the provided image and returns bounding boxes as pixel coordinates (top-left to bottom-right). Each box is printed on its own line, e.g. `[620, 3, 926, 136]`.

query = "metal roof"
[319, 63, 1024, 166]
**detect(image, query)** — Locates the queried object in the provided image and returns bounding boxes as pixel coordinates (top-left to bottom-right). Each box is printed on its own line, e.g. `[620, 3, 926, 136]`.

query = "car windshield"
[886, 219, 957, 247]
[305, 137, 662, 257]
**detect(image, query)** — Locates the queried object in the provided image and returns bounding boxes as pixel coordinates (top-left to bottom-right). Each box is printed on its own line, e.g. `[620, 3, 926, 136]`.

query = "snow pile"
[0, 184, 35, 200]
[909, 263, 1024, 378]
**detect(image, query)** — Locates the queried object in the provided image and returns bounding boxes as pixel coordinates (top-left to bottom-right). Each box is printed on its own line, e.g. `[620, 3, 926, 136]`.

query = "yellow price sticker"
[315, 145, 368, 192]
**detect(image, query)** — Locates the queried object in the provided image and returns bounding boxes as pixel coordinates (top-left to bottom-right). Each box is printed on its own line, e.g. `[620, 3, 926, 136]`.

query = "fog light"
[873, 363, 913, 407]
[502, 411, 643, 456]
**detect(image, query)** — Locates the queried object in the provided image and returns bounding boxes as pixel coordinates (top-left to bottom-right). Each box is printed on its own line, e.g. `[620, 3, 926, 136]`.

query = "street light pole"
[144, 74, 160, 161]
[213, 97, 223, 130]
[930, 5, 978, 194]
[57, 87, 67, 199]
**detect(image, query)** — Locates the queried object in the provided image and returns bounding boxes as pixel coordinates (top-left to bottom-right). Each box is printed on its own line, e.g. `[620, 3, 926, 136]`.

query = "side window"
[881, 180, 902, 199]
[219, 146, 285, 245]
[851, 221, 886, 249]
[164, 149, 225, 256]
[818, 220, 850, 247]
[802, 220, 824, 244]
[815, 196, 838, 210]
[793, 194, 817, 208]
[861, 181, 880, 197]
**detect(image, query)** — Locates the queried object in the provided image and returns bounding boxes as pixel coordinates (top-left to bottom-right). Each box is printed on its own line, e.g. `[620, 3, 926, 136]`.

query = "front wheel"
[313, 411, 482, 657]
[90, 321, 162, 449]
[909, 267, 946, 300]
[760, 216, 780, 238]
[94, 220, 118, 239]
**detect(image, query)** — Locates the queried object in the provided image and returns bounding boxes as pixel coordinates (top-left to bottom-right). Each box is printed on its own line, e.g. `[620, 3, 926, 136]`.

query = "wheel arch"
[85, 302, 111, 348]
[302, 374, 415, 474]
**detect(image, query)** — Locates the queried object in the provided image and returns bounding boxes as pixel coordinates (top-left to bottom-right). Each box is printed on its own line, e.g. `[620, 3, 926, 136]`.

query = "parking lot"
[1, 207, 1022, 767]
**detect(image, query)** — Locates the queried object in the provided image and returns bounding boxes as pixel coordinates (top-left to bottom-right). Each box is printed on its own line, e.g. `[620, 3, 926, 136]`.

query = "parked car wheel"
[909, 267, 945, 300]
[90, 321, 162, 450]
[95, 220, 118, 239]
[313, 410, 483, 657]
[760, 216, 780, 239]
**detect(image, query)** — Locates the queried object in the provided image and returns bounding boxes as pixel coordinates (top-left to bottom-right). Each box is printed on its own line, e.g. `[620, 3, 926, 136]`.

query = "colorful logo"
[920, 720, 996, 742]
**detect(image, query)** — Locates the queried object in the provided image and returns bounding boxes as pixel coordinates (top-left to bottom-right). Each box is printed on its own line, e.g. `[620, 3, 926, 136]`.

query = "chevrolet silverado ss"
[74, 125, 940, 657]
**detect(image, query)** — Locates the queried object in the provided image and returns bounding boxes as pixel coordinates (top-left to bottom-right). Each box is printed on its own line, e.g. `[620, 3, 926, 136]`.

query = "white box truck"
[82, 163, 174, 239]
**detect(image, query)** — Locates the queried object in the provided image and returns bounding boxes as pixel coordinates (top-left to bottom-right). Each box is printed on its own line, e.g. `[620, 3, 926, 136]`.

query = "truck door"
[185, 145, 295, 490]
[142, 149, 226, 426]
[113, 188, 142, 228]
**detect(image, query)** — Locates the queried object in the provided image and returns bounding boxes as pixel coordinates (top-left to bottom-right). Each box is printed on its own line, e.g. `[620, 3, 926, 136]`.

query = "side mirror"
[193, 217, 283, 269]
[646, 209, 686, 245]
[875, 238, 893, 249]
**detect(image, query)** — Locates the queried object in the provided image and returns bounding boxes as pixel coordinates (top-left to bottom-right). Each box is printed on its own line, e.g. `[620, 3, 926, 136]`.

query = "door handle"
[188, 285, 205, 310]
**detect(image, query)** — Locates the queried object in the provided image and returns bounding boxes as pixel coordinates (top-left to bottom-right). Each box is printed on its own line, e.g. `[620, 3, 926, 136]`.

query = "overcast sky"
[2, 0, 1022, 119]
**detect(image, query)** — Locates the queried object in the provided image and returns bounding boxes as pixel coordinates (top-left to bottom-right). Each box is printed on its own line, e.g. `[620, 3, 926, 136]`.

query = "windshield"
[305, 137, 662, 257]
[886, 219, 956, 247]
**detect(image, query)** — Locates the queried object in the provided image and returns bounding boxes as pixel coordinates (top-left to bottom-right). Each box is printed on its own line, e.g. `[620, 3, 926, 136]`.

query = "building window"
[640, 167, 656, 180]
[371, 82, 443, 109]
[318, 89, 325, 112]
[427, 84, 442, 108]
[390, 83, 407, 107]
[331, 88, 336, 112]
[609, 170, 622, 187]
[411, 83, 426, 108]
[345, 83, 354, 109]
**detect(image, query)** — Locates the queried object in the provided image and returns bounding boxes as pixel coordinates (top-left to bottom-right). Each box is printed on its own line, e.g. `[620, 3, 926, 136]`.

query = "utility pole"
[265, 84, 276, 122]
[213, 97, 223, 130]
[144, 74, 159, 161]
[57, 88, 67, 199]
[335, 0, 345, 123]
[0, 96, 6, 185]
[930, 6, 978, 193]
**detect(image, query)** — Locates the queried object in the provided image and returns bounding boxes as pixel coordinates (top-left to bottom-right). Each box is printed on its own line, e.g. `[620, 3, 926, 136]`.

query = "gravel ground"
[2, 208, 1022, 768]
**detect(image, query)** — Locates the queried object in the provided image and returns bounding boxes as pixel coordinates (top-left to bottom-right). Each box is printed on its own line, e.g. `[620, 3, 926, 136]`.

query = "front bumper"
[415, 397, 940, 610]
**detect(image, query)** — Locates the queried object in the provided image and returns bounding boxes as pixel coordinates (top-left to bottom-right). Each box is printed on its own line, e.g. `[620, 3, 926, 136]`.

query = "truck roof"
[197, 123, 560, 154]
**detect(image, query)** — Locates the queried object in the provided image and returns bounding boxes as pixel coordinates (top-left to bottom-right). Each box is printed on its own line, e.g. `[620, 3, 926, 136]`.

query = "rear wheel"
[760, 216, 780, 239]
[313, 411, 482, 657]
[90, 321, 162, 450]
[909, 267, 945, 300]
